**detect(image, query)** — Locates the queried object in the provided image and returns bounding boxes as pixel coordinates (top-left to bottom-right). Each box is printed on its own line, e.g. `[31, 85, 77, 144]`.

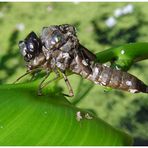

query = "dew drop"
[121, 50, 125, 55]
[85, 113, 93, 120]
[76, 111, 82, 122]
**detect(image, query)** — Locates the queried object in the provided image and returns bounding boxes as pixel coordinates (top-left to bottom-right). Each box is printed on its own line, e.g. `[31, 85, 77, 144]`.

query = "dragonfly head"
[19, 32, 42, 62]
[18, 32, 42, 62]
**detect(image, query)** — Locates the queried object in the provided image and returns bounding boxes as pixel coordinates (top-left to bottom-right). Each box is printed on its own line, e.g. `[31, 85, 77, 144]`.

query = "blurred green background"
[0, 2, 148, 145]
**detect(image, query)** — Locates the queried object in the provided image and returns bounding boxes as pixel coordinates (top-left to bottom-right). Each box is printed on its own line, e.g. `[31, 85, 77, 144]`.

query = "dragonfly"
[14, 24, 148, 96]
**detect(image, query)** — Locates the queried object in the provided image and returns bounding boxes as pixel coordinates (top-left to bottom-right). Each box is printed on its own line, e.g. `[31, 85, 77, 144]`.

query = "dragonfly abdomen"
[91, 63, 147, 93]
[72, 61, 148, 93]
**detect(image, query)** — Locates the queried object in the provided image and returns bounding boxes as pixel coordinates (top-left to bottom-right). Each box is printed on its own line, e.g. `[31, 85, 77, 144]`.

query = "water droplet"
[76, 111, 82, 122]
[121, 50, 125, 55]
[85, 113, 93, 120]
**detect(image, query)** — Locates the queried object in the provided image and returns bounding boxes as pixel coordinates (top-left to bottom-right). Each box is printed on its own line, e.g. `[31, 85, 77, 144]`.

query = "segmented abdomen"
[71, 61, 148, 93]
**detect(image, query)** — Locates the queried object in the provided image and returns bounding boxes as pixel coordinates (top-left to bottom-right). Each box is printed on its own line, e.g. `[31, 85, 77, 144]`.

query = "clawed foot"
[62, 92, 74, 97]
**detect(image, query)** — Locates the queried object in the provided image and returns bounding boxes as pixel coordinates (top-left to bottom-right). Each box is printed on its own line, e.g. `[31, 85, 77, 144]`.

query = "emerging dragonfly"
[14, 24, 148, 96]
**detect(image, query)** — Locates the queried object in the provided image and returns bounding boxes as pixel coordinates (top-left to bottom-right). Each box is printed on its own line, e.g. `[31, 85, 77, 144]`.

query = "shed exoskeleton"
[15, 24, 148, 96]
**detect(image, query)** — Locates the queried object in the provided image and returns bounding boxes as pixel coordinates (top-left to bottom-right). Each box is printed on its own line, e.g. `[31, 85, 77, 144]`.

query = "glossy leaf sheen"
[0, 82, 132, 146]
[95, 42, 148, 70]
[96, 42, 148, 63]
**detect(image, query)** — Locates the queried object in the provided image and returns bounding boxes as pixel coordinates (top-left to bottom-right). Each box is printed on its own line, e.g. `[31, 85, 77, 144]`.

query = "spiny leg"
[37, 70, 50, 96]
[62, 72, 74, 97]
[13, 71, 32, 84]
[13, 68, 41, 84]
[37, 69, 60, 96]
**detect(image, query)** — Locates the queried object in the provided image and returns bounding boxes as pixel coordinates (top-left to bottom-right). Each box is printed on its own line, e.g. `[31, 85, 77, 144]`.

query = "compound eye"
[27, 42, 34, 52]
[26, 39, 39, 54]
[25, 31, 41, 52]
[19, 32, 41, 62]
[19, 41, 27, 56]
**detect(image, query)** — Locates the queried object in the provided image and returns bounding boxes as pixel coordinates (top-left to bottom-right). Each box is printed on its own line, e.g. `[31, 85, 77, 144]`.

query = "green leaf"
[95, 42, 148, 71]
[0, 82, 133, 146]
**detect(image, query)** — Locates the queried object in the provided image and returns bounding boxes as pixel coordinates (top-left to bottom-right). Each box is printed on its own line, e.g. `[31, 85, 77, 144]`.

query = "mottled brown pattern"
[71, 57, 147, 93]
[18, 24, 148, 95]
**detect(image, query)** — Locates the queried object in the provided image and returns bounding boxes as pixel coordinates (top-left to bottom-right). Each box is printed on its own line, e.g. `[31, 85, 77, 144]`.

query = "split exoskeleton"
[15, 24, 148, 96]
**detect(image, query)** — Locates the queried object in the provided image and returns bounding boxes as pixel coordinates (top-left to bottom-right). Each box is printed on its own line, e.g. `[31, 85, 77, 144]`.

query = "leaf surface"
[0, 82, 132, 146]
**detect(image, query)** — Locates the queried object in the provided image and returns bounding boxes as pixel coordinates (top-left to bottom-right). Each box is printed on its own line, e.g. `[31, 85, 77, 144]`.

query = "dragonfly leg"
[13, 68, 41, 84]
[13, 70, 32, 84]
[37, 71, 50, 96]
[62, 72, 74, 97]
[37, 69, 60, 96]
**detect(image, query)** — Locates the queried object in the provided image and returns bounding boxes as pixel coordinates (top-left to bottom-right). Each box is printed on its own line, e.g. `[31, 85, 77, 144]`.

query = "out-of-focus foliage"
[92, 4, 148, 46]
[0, 2, 148, 145]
